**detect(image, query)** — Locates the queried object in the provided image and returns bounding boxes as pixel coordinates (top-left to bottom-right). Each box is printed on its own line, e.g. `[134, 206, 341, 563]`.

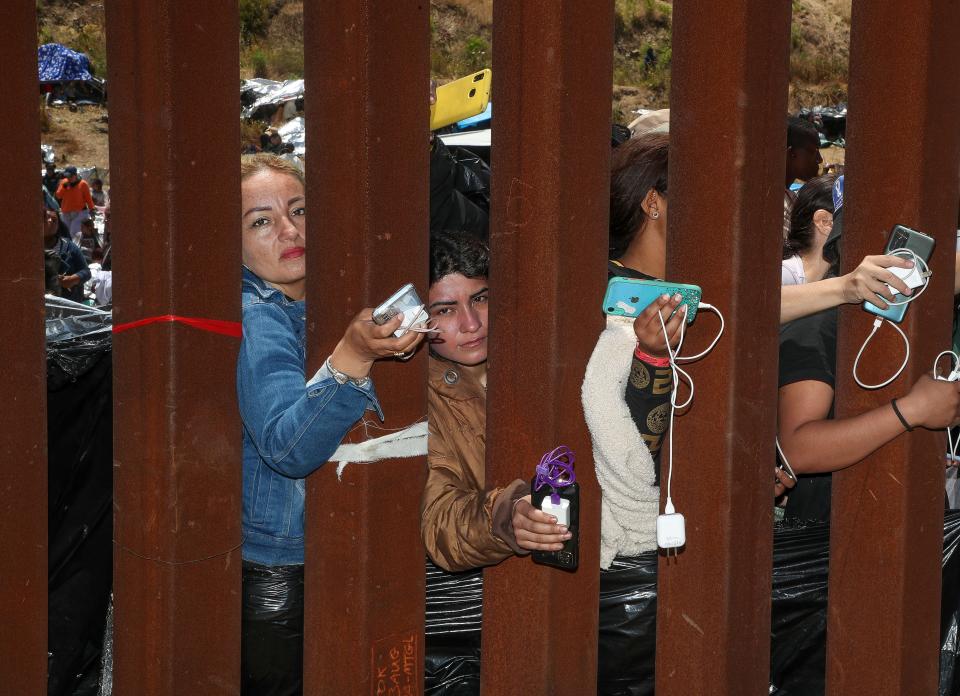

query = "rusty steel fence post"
[655, 1, 791, 694]
[301, 2, 430, 693]
[105, 2, 242, 693]
[0, 2, 47, 692]
[479, 2, 613, 693]
[827, 3, 960, 694]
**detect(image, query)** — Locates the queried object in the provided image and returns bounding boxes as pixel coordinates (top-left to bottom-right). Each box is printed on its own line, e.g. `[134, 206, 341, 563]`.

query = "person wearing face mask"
[237, 154, 424, 694]
[781, 174, 836, 286]
[420, 232, 570, 572]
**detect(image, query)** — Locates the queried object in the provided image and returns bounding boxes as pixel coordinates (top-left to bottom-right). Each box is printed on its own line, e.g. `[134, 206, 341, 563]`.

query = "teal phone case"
[603, 277, 702, 323]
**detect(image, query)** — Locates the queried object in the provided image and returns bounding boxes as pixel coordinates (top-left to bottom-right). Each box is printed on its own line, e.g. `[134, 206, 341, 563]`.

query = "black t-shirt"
[609, 260, 671, 484]
[779, 307, 837, 523]
[608, 260, 653, 281]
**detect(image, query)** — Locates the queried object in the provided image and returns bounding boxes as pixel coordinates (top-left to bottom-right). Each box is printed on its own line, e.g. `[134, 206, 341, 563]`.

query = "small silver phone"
[372, 283, 422, 325]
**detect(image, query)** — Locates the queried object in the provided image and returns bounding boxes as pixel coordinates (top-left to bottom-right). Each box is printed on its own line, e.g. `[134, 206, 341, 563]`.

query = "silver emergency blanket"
[241, 78, 305, 119]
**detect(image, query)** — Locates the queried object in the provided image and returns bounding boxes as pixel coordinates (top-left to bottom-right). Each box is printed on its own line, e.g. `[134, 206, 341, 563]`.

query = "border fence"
[2, 0, 959, 694]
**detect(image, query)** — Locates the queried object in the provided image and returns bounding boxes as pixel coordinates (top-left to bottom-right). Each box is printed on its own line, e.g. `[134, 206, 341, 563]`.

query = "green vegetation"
[33, 0, 851, 119]
[612, 0, 673, 116]
[430, 3, 492, 79]
[791, 51, 847, 85]
[239, 2, 304, 80]
[239, 0, 270, 44]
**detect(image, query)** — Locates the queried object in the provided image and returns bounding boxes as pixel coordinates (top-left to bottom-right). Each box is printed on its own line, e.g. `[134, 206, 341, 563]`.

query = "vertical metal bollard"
[0, 2, 47, 692]
[828, 3, 960, 694]
[654, 2, 791, 694]
[105, 2, 242, 693]
[301, 3, 429, 693]
[479, 2, 612, 693]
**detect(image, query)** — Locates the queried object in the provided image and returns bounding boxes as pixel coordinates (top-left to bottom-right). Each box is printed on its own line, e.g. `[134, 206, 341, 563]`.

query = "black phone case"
[530, 479, 580, 571]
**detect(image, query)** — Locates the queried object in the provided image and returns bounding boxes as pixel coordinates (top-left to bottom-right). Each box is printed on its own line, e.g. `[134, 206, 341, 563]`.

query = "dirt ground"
[43, 103, 111, 176]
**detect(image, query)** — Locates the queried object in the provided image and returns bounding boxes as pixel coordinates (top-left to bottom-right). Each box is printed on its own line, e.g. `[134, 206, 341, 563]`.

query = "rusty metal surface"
[105, 2, 242, 693]
[655, 1, 792, 694]
[827, 3, 960, 694]
[0, 2, 47, 692]
[478, 2, 612, 693]
[301, 2, 429, 693]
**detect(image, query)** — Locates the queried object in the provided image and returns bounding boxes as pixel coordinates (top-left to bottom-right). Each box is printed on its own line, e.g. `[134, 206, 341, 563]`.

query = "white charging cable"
[852, 249, 931, 390]
[655, 302, 725, 549]
[934, 350, 960, 462]
[775, 437, 797, 485]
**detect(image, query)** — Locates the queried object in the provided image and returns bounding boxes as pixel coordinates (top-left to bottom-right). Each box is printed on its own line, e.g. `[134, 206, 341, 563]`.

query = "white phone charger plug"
[540, 497, 570, 527]
[657, 499, 685, 550]
[887, 263, 927, 290]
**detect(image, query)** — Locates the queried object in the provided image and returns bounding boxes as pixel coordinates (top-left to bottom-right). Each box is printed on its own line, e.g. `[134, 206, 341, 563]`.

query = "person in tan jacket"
[421, 232, 570, 572]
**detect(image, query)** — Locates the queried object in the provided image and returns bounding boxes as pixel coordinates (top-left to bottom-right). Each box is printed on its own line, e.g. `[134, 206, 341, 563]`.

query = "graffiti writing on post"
[370, 630, 419, 696]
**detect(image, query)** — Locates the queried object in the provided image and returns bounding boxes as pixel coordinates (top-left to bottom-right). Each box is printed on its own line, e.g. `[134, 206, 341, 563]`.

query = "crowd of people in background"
[41, 161, 112, 305]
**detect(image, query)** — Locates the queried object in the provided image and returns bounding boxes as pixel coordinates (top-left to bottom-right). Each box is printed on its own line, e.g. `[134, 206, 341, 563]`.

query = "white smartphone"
[372, 283, 428, 337]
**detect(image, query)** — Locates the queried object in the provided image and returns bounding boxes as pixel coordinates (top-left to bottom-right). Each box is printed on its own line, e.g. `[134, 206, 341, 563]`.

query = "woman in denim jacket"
[238, 154, 422, 694]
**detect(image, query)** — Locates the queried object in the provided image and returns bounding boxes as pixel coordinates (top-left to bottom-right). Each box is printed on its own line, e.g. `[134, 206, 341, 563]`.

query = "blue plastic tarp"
[38, 43, 94, 83]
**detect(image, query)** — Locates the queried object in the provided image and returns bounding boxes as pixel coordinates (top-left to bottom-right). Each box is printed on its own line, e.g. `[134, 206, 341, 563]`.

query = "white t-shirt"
[781, 255, 805, 286]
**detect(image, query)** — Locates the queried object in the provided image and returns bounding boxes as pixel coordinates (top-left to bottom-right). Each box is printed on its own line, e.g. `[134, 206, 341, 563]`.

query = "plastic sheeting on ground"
[46, 296, 111, 347]
[425, 513, 960, 695]
[241, 78, 305, 120]
[47, 311, 113, 696]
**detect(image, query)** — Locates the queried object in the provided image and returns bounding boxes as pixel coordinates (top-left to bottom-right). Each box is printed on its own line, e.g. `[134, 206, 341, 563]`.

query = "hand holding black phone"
[530, 446, 580, 571]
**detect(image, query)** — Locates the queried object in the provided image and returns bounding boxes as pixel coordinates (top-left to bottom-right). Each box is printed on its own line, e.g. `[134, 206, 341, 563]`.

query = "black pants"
[241, 561, 304, 696]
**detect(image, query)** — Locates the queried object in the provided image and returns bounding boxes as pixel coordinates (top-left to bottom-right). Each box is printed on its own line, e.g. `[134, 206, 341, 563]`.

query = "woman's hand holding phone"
[632, 293, 686, 358]
[842, 253, 914, 309]
[330, 309, 424, 379]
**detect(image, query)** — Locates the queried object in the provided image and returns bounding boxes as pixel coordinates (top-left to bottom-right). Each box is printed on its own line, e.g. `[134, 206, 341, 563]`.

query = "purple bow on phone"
[534, 445, 576, 506]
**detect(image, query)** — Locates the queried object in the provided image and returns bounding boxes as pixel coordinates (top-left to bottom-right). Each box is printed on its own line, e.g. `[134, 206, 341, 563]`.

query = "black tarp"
[47, 319, 113, 696]
[425, 513, 960, 695]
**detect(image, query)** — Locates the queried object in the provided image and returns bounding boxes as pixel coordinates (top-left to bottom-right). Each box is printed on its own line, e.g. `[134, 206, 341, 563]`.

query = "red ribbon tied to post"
[112, 314, 242, 338]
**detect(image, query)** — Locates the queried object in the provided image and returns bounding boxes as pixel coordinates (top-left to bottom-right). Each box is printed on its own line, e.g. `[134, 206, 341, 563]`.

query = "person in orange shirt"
[56, 165, 96, 244]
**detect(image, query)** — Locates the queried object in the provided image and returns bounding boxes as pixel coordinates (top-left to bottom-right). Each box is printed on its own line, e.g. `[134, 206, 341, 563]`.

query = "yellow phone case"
[429, 69, 492, 131]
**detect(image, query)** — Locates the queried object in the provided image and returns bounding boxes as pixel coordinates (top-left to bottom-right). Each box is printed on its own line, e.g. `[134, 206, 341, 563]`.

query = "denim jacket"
[239, 267, 382, 565]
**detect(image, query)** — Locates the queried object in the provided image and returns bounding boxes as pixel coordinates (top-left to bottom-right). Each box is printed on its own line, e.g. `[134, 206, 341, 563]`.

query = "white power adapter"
[541, 497, 570, 527]
[656, 500, 685, 550]
[887, 263, 926, 292]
